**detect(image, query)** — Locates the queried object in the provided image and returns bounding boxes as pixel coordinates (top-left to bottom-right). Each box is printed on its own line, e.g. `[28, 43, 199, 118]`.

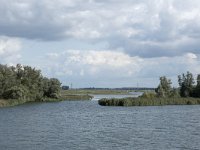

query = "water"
[0, 100, 200, 150]
[91, 92, 143, 101]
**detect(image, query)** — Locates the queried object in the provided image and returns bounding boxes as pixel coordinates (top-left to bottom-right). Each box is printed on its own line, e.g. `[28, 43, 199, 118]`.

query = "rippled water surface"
[0, 100, 200, 150]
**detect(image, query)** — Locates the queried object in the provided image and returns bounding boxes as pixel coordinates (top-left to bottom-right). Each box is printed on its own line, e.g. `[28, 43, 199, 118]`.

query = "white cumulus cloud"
[37, 50, 200, 87]
[0, 36, 21, 65]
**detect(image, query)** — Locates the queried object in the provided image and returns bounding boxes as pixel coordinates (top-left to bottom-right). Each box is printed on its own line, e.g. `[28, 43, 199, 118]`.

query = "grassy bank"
[0, 99, 35, 107]
[98, 97, 200, 106]
[0, 98, 66, 107]
[0, 94, 93, 107]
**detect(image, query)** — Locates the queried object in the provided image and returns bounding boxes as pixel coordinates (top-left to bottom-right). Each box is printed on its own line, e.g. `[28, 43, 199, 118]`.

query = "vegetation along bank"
[99, 71, 200, 106]
[0, 64, 92, 107]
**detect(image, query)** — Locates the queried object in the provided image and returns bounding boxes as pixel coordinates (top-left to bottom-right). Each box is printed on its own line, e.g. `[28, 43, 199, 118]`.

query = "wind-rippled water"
[0, 100, 200, 150]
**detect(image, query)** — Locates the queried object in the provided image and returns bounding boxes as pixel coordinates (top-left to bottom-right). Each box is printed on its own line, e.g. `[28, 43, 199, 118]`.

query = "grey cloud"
[0, 0, 70, 40]
[1, 0, 200, 57]
[109, 37, 200, 58]
[0, 24, 67, 41]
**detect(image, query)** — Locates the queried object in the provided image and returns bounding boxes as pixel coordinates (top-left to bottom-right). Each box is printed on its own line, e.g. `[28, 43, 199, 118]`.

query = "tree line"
[156, 71, 200, 98]
[0, 64, 61, 101]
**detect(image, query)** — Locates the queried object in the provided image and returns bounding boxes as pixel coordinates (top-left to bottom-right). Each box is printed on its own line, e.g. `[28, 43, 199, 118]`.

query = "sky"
[0, 0, 200, 88]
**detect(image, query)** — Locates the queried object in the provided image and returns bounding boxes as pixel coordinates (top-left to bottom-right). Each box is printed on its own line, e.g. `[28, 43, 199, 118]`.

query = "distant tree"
[178, 71, 195, 97]
[47, 78, 61, 98]
[197, 74, 200, 86]
[170, 88, 180, 98]
[193, 74, 200, 97]
[42, 78, 61, 99]
[155, 76, 172, 98]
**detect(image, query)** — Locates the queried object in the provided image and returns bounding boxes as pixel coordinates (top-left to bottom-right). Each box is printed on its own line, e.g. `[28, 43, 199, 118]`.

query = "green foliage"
[0, 64, 61, 101]
[197, 74, 200, 86]
[140, 92, 157, 99]
[99, 71, 200, 107]
[169, 88, 180, 98]
[178, 71, 195, 97]
[155, 76, 173, 98]
[3, 85, 28, 100]
[47, 78, 61, 98]
[98, 97, 200, 107]
[192, 74, 200, 97]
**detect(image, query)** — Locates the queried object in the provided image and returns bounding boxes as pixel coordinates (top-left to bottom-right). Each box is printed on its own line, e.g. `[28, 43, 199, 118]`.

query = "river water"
[0, 96, 200, 150]
[91, 92, 143, 101]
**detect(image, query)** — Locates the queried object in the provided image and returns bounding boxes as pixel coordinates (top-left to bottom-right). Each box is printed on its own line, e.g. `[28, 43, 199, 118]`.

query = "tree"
[155, 76, 172, 98]
[170, 88, 180, 98]
[197, 74, 200, 86]
[0, 64, 62, 101]
[47, 78, 61, 98]
[42, 78, 61, 99]
[193, 74, 200, 97]
[178, 71, 195, 97]
[0, 64, 16, 98]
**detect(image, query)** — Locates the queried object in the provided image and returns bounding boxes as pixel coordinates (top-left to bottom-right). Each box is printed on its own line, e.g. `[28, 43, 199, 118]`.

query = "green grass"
[98, 97, 200, 106]
[59, 94, 93, 101]
[61, 89, 133, 95]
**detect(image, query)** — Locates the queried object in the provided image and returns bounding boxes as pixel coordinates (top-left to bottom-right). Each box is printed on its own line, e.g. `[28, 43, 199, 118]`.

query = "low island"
[99, 72, 200, 107]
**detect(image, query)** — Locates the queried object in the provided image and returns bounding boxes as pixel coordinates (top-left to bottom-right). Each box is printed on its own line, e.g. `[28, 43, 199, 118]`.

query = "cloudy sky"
[1, 0, 200, 88]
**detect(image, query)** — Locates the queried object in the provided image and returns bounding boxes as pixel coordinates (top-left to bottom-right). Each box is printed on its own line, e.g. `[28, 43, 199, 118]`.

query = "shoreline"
[98, 97, 200, 107]
[0, 94, 93, 108]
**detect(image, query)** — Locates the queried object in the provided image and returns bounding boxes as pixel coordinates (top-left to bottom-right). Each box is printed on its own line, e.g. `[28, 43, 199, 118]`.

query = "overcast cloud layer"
[0, 0, 200, 87]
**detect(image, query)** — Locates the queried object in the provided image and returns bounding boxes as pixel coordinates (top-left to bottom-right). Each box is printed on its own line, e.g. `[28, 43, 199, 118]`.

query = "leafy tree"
[170, 88, 180, 98]
[0, 65, 16, 98]
[46, 78, 61, 98]
[155, 76, 172, 98]
[0, 64, 62, 101]
[193, 74, 200, 97]
[178, 71, 195, 97]
[197, 74, 200, 86]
